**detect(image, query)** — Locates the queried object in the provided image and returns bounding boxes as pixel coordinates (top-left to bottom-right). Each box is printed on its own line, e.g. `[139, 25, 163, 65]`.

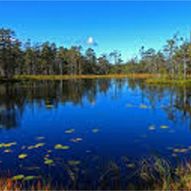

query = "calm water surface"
[0, 78, 191, 188]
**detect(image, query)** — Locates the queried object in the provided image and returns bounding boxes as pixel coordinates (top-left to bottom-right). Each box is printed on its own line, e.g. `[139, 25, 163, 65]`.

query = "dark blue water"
[0, 78, 191, 188]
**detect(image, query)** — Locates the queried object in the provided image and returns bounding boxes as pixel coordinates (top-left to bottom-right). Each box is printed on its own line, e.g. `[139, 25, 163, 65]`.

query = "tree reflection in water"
[1, 79, 191, 129]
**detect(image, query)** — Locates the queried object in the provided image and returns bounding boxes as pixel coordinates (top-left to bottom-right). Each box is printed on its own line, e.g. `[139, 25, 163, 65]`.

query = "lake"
[0, 78, 191, 189]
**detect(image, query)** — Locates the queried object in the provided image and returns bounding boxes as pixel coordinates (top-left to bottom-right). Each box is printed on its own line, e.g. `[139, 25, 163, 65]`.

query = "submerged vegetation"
[1, 157, 191, 190]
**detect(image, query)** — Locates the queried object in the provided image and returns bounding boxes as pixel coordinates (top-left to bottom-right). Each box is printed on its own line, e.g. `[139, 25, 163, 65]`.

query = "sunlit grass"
[146, 77, 191, 85]
[14, 74, 157, 80]
[13, 74, 191, 86]
[0, 178, 50, 191]
[138, 157, 191, 190]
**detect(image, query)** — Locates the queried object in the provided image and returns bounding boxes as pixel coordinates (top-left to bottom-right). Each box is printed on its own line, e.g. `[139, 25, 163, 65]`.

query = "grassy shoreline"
[14, 74, 156, 80]
[1, 74, 191, 85]
[146, 77, 191, 85]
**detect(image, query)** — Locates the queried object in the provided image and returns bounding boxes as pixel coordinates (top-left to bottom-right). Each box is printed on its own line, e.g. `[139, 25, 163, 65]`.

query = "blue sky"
[1, 1, 191, 61]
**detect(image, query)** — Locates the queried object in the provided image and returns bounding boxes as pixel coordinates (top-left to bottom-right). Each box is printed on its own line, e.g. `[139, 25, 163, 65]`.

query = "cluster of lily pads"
[126, 103, 169, 110]
[148, 124, 170, 131]
[166, 145, 191, 158]
[12, 174, 40, 181]
[147, 124, 186, 157]
[0, 127, 100, 181]
[126, 103, 151, 109]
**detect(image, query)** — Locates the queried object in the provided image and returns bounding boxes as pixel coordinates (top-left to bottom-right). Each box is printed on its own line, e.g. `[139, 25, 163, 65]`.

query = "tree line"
[1, 28, 191, 79]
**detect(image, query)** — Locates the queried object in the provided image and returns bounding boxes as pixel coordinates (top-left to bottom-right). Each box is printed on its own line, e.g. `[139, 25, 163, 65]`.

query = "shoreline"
[14, 74, 156, 80]
[1, 74, 191, 86]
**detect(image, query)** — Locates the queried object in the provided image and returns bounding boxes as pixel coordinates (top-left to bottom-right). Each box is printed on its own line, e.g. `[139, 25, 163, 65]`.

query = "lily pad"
[160, 125, 169, 129]
[36, 136, 45, 140]
[127, 163, 135, 168]
[139, 104, 148, 109]
[0, 142, 17, 148]
[173, 148, 187, 153]
[35, 143, 45, 148]
[18, 153, 28, 159]
[173, 148, 180, 153]
[70, 138, 83, 143]
[65, 129, 75, 134]
[12, 174, 25, 181]
[148, 125, 156, 131]
[4, 149, 12, 153]
[68, 160, 81, 166]
[54, 144, 70, 150]
[44, 159, 54, 165]
[28, 143, 45, 150]
[23, 176, 38, 181]
[179, 148, 188, 153]
[178, 148, 187, 153]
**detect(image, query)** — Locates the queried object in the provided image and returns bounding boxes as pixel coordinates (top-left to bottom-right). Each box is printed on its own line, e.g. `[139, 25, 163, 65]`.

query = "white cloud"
[87, 36, 94, 45]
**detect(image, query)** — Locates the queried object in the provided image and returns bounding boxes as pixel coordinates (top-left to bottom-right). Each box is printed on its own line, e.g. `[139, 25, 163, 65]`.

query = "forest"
[1, 28, 191, 80]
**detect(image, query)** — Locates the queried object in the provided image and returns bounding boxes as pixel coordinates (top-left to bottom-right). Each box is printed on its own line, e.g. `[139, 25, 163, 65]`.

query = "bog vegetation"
[1, 28, 191, 80]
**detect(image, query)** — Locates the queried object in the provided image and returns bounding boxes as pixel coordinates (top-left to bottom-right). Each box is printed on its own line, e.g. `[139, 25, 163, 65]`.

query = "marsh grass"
[145, 74, 191, 85]
[2, 156, 191, 190]
[138, 157, 191, 190]
[12, 74, 191, 86]
[146, 78, 191, 85]
[0, 178, 51, 191]
[2, 73, 191, 86]
[14, 74, 156, 81]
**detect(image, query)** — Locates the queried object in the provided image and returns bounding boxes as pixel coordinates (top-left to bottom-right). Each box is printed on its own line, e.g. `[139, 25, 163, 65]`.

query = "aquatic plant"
[54, 144, 70, 150]
[36, 136, 45, 140]
[148, 125, 156, 131]
[65, 129, 75, 134]
[2, 157, 191, 190]
[0, 142, 17, 148]
[4, 149, 12, 153]
[139, 104, 149, 109]
[44, 158, 54, 165]
[12, 174, 25, 181]
[28, 143, 45, 150]
[18, 153, 28, 159]
[160, 125, 169, 129]
[68, 160, 81, 166]
[70, 138, 83, 143]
